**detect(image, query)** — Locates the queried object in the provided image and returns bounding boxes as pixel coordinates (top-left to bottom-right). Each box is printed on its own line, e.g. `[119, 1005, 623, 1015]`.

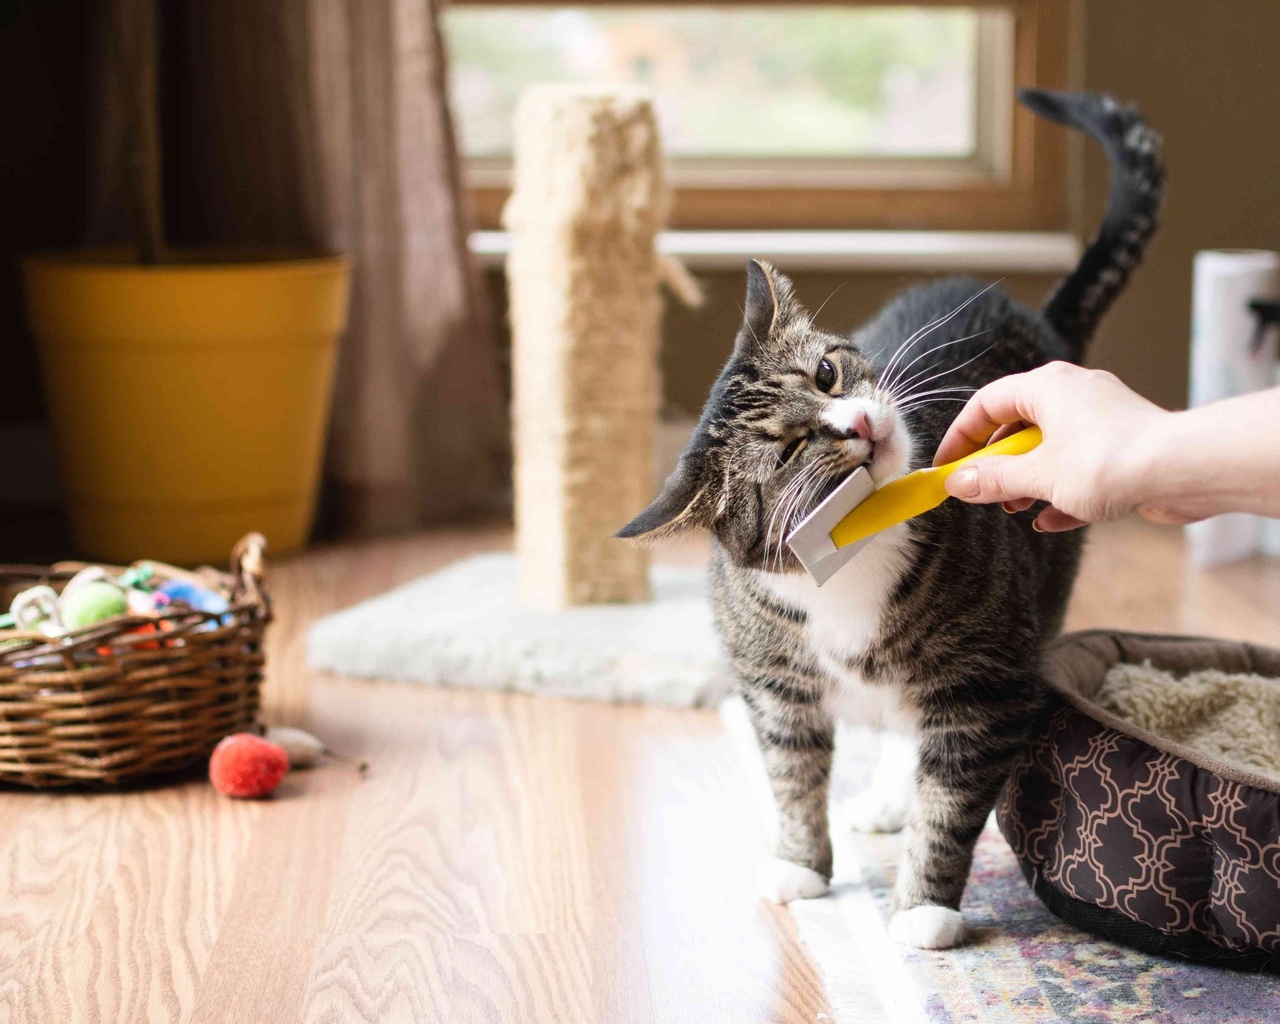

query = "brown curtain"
[91, 0, 509, 534]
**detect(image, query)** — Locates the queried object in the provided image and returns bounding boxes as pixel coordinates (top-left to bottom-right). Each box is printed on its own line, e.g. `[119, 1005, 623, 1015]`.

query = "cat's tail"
[1020, 88, 1165, 358]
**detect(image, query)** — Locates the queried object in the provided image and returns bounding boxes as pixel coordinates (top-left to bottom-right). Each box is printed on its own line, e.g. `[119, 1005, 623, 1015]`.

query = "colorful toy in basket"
[1, 558, 231, 640]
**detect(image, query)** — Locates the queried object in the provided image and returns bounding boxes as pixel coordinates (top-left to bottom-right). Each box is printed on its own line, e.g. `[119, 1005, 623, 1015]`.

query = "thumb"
[943, 454, 1045, 505]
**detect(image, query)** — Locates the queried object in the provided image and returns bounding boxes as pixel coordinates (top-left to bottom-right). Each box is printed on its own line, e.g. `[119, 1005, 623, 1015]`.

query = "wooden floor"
[1, 519, 1279, 1023]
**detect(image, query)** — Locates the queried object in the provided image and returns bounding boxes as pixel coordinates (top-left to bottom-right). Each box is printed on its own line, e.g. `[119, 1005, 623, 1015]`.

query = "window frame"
[449, 0, 1071, 231]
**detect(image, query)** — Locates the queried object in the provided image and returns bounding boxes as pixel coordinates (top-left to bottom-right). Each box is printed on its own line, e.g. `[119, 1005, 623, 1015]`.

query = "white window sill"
[469, 230, 1081, 274]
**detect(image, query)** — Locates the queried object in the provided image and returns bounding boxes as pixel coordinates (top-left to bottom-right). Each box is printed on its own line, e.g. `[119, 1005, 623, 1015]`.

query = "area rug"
[306, 552, 732, 706]
[720, 697, 1280, 1024]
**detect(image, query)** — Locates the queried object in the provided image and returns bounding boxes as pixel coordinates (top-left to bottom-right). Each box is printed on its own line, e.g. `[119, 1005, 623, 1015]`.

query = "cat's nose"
[832, 409, 872, 441]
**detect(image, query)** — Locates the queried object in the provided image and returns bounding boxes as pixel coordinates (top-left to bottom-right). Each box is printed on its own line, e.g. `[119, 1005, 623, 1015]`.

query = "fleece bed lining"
[1096, 659, 1280, 781]
[1042, 629, 1280, 795]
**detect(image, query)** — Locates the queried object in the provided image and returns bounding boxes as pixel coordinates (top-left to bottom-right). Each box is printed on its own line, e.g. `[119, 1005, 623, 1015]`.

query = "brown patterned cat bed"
[997, 630, 1280, 971]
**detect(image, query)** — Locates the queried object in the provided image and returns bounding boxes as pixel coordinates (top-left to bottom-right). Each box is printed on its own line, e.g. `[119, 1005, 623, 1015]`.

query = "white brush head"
[785, 467, 876, 586]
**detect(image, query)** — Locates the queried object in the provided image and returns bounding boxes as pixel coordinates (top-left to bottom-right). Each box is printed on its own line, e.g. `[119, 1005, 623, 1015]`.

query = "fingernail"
[948, 467, 979, 499]
[1032, 518, 1045, 532]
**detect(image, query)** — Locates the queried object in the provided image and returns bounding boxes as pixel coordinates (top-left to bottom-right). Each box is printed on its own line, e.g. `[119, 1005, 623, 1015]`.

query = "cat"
[619, 89, 1164, 950]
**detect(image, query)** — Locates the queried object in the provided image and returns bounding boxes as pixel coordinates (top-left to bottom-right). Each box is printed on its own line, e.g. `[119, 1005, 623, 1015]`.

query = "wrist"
[1118, 408, 1183, 516]
[1126, 407, 1245, 522]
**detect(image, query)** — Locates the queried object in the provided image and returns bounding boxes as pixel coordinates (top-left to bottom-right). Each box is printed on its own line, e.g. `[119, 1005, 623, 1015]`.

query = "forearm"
[1129, 388, 1280, 521]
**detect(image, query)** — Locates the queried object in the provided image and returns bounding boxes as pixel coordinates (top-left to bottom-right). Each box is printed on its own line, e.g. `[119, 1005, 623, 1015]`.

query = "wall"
[1079, 0, 1280, 411]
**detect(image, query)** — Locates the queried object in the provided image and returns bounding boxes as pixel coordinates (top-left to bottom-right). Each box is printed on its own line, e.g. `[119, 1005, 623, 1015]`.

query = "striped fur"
[620, 90, 1164, 945]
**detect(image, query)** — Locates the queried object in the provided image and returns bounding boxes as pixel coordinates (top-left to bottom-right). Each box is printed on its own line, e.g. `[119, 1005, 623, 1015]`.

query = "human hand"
[932, 362, 1176, 532]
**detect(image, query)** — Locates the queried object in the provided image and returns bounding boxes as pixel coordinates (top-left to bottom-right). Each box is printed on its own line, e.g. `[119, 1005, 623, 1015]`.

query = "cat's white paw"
[888, 906, 966, 949]
[845, 787, 911, 833]
[756, 858, 830, 904]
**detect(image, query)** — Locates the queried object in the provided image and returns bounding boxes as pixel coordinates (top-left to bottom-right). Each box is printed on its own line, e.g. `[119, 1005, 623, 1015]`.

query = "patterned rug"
[721, 700, 1280, 1023]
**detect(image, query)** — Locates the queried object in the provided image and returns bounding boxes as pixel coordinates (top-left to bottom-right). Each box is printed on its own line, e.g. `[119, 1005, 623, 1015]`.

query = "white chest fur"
[755, 523, 919, 732]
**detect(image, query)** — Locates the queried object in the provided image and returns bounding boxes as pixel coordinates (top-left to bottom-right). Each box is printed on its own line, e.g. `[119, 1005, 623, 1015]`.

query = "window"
[449, 7, 982, 162]
[445, 1, 1069, 231]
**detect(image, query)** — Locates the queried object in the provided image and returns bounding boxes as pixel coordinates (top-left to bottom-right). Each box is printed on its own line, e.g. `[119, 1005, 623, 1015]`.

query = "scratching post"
[505, 87, 669, 610]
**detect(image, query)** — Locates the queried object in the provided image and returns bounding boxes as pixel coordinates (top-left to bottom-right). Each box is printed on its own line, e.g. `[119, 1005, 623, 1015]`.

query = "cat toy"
[208, 727, 368, 799]
[208, 733, 290, 798]
[0, 560, 232, 637]
[786, 426, 1043, 586]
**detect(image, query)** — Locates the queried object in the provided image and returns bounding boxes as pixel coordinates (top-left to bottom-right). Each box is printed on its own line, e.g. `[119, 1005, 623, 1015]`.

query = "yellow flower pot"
[22, 250, 350, 565]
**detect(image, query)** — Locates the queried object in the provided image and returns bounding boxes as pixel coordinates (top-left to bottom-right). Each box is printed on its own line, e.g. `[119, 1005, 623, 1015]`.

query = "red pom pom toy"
[209, 733, 289, 798]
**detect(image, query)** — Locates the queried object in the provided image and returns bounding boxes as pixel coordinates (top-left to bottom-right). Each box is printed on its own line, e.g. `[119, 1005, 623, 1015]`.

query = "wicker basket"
[0, 533, 270, 787]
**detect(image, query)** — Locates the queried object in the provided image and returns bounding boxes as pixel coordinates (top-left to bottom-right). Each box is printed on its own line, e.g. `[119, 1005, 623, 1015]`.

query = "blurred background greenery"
[446, 5, 976, 160]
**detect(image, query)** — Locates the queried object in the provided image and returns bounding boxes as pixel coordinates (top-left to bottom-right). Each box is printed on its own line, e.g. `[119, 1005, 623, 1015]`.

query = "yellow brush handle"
[830, 426, 1043, 549]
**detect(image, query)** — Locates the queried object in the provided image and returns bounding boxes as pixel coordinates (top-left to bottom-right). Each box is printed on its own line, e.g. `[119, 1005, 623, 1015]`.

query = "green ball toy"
[60, 581, 128, 630]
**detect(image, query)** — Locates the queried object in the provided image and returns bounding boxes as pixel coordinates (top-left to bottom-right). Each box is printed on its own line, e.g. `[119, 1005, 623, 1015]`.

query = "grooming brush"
[786, 426, 1042, 586]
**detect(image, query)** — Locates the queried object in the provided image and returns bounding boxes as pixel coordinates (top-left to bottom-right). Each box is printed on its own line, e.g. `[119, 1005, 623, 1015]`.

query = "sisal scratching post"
[505, 87, 669, 610]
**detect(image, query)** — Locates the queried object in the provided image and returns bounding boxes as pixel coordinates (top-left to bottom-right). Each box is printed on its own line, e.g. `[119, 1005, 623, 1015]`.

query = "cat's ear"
[616, 449, 716, 541]
[740, 259, 797, 353]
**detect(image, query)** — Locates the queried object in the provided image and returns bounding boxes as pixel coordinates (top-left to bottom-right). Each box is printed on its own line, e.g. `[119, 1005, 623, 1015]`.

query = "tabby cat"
[619, 89, 1164, 949]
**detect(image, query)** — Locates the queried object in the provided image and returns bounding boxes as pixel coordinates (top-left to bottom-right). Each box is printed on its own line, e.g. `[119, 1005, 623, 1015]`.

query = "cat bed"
[997, 630, 1280, 971]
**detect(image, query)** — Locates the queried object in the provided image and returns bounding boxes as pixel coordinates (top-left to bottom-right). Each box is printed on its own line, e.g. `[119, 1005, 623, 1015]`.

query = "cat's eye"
[815, 357, 837, 393]
[778, 435, 808, 467]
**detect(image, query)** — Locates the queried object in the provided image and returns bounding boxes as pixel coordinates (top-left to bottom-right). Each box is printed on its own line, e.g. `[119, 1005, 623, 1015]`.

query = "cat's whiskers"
[881, 330, 983, 398]
[765, 461, 822, 572]
[876, 281, 1001, 392]
[768, 483, 793, 573]
[810, 283, 846, 324]
[791, 462, 832, 531]
[898, 389, 978, 406]
[773, 455, 850, 574]
[894, 386, 978, 407]
[876, 307, 957, 392]
[764, 467, 804, 561]
[899, 398, 973, 412]
[784, 462, 829, 568]
[899, 384, 978, 397]
[875, 290, 982, 385]
[889, 344, 996, 412]
[769, 484, 799, 574]
[898, 398, 976, 418]
[735, 301, 761, 348]
[779, 463, 830, 573]
[882, 330, 993, 400]
[897, 398, 975, 418]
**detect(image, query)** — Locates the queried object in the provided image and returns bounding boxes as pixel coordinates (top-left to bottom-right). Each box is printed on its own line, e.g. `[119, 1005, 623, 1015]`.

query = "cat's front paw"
[756, 858, 830, 904]
[888, 906, 966, 949]
[844, 787, 911, 834]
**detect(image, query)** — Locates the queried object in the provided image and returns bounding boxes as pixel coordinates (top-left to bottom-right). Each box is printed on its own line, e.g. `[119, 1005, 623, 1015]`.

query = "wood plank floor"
[1, 518, 1278, 1023]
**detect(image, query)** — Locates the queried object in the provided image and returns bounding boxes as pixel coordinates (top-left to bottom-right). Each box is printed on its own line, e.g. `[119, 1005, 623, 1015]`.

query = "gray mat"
[306, 553, 731, 707]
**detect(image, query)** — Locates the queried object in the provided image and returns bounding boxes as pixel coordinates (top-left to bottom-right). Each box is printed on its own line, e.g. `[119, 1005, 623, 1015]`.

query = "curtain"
[91, 0, 510, 534]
